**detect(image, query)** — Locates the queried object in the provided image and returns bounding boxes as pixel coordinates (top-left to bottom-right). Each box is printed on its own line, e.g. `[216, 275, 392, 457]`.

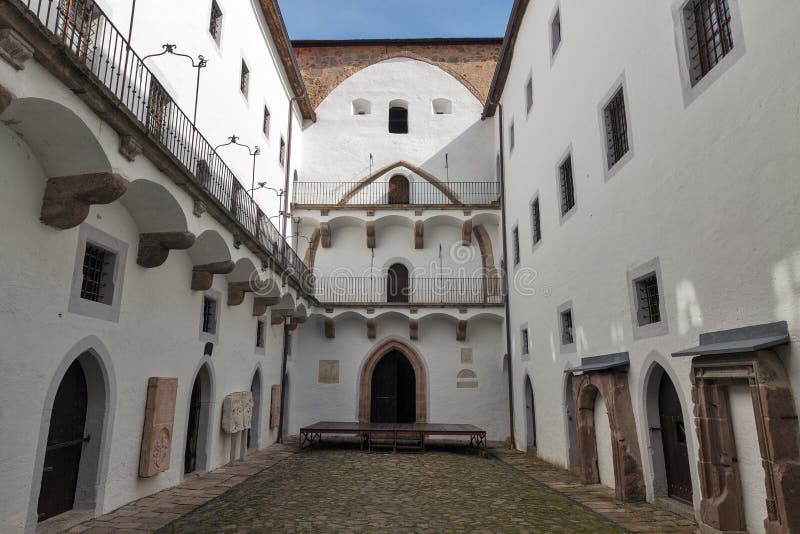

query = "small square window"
[263, 106, 270, 137]
[512, 226, 520, 266]
[80, 243, 116, 305]
[635, 273, 661, 326]
[684, 0, 734, 85]
[525, 78, 533, 114]
[603, 88, 629, 169]
[209, 0, 222, 44]
[551, 9, 562, 57]
[256, 319, 265, 348]
[521, 328, 529, 355]
[560, 309, 574, 345]
[509, 121, 515, 153]
[559, 155, 575, 216]
[279, 137, 286, 166]
[240, 60, 249, 98]
[202, 296, 217, 334]
[531, 197, 542, 245]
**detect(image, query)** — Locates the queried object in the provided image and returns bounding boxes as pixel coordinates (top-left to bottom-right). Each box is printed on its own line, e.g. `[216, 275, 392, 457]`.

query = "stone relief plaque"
[461, 348, 474, 364]
[318, 360, 340, 384]
[221, 391, 254, 434]
[138, 377, 178, 478]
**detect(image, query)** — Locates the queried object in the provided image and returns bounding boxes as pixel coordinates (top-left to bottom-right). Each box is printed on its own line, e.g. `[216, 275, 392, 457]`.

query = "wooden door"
[388, 175, 410, 204]
[659, 373, 693, 503]
[184, 379, 201, 473]
[387, 263, 409, 303]
[38, 360, 88, 522]
[371, 351, 416, 423]
[525, 378, 536, 449]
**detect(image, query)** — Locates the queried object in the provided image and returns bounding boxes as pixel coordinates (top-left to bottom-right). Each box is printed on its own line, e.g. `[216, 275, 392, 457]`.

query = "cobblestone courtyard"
[158, 445, 621, 533]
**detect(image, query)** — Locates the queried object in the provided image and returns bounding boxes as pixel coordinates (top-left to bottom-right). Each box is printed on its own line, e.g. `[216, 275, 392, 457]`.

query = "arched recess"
[524, 374, 537, 451]
[28, 336, 116, 530]
[339, 161, 461, 205]
[473, 224, 500, 298]
[189, 230, 235, 291]
[248, 366, 263, 450]
[226, 258, 262, 307]
[358, 337, 427, 423]
[184, 359, 215, 474]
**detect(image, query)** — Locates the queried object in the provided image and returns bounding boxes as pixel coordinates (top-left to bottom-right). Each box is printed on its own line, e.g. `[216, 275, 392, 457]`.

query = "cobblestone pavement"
[159, 443, 621, 533]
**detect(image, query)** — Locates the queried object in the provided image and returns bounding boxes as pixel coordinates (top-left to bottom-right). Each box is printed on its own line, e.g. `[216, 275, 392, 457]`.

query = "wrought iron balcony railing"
[17, 0, 314, 291]
[315, 276, 504, 305]
[293, 181, 501, 207]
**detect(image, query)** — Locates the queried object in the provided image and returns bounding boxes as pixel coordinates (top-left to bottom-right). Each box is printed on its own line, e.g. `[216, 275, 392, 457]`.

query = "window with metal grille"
[279, 137, 286, 166]
[256, 319, 265, 348]
[240, 60, 249, 98]
[531, 197, 542, 245]
[559, 156, 575, 215]
[80, 243, 115, 304]
[560, 309, 574, 345]
[635, 273, 661, 326]
[684, 0, 734, 85]
[603, 89, 629, 169]
[388, 106, 408, 134]
[525, 78, 534, 114]
[209, 0, 222, 43]
[551, 9, 562, 57]
[202, 296, 217, 334]
[509, 121, 515, 153]
[521, 328, 529, 355]
[263, 106, 270, 137]
[512, 227, 520, 266]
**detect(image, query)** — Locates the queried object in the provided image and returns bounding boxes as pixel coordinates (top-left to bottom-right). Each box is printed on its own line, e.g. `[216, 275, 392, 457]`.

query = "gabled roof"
[482, 0, 531, 118]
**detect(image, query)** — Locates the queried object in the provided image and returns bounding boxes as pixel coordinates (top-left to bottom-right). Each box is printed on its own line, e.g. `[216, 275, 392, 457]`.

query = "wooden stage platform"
[299, 421, 487, 453]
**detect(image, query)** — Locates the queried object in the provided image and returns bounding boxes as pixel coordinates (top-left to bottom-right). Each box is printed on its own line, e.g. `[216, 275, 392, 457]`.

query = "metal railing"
[293, 181, 501, 206]
[315, 276, 504, 305]
[18, 0, 314, 291]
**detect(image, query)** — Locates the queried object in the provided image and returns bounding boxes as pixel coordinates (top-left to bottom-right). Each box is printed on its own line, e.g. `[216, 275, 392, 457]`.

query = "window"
[531, 197, 542, 245]
[559, 155, 575, 215]
[80, 243, 116, 304]
[209, 0, 222, 44]
[202, 296, 217, 334]
[684, 0, 734, 85]
[256, 319, 265, 348]
[279, 137, 286, 166]
[262, 106, 270, 137]
[521, 328, 529, 355]
[509, 121, 515, 153]
[352, 98, 371, 115]
[512, 226, 520, 266]
[388, 100, 408, 134]
[551, 8, 562, 57]
[603, 88, 629, 169]
[635, 273, 661, 326]
[240, 60, 249, 98]
[525, 77, 533, 114]
[432, 98, 452, 115]
[560, 309, 574, 345]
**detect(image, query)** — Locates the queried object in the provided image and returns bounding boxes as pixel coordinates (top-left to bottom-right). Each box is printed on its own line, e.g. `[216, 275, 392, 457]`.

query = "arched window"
[352, 98, 371, 116]
[387, 263, 409, 303]
[432, 98, 452, 115]
[388, 99, 408, 134]
[387, 175, 410, 204]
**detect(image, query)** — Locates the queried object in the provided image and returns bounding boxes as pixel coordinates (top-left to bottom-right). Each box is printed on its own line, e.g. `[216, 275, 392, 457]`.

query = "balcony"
[315, 276, 504, 306]
[12, 0, 314, 291]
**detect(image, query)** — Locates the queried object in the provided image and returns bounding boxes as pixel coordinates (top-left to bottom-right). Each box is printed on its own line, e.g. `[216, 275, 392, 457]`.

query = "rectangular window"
[279, 137, 286, 166]
[240, 60, 249, 98]
[525, 78, 533, 114]
[559, 155, 575, 215]
[560, 309, 574, 345]
[263, 106, 270, 137]
[209, 0, 222, 44]
[635, 273, 661, 326]
[202, 296, 217, 334]
[509, 121, 515, 153]
[551, 9, 562, 56]
[521, 328, 529, 355]
[80, 243, 116, 305]
[684, 0, 734, 85]
[256, 319, 265, 348]
[512, 227, 520, 266]
[531, 197, 542, 245]
[603, 88, 629, 169]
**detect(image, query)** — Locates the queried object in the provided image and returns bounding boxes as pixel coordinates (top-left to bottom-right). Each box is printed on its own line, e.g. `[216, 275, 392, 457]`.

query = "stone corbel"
[287, 318, 300, 331]
[456, 320, 467, 342]
[0, 28, 34, 70]
[40, 173, 129, 230]
[271, 314, 285, 326]
[320, 223, 331, 248]
[137, 232, 195, 268]
[119, 135, 143, 162]
[0, 82, 13, 115]
[366, 221, 375, 249]
[191, 261, 235, 291]
[410, 319, 419, 341]
[228, 279, 265, 306]
[462, 219, 473, 246]
[367, 319, 376, 340]
[324, 318, 335, 339]
[414, 220, 424, 249]
[253, 296, 280, 317]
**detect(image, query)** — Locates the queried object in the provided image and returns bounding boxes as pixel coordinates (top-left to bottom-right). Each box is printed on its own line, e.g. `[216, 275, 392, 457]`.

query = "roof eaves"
[482, 0, 531, 118]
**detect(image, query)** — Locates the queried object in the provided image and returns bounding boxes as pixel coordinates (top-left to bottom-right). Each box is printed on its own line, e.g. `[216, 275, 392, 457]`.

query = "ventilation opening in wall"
[352, 99, 372, 116]
[432, 98, 452, 115]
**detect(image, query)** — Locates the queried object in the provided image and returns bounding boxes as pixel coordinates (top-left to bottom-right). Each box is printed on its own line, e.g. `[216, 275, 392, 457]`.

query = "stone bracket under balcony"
[228, 280, 266, 307]
[137, 232, 195, 268]
[0, 82, 14, 114]
[0, 28, 34, 70]
[191, 261, 236, 291]
[253, 296, 281, 317]
[40, 173, 130, 230]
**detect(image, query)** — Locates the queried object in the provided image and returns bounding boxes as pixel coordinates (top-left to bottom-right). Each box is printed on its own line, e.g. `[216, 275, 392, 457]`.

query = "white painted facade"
[495, 0, 800, 526]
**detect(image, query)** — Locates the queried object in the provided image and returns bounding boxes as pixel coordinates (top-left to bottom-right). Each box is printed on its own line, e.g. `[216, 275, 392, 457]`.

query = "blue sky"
[278, 0, 514, 40]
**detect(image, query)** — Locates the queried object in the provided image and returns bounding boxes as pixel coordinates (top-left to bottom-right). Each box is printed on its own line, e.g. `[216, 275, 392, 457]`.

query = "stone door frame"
[358, 338, 427, 423]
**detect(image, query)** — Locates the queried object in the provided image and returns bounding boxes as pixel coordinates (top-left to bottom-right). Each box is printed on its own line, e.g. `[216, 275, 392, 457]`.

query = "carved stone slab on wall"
[461, 348, 474, 364]
[318, 360, 340, 384]
[270, 385, 281, 429]
[138, 377, 178, 478]
[221, 391, 254, 434]
[457, 369, 479, 388]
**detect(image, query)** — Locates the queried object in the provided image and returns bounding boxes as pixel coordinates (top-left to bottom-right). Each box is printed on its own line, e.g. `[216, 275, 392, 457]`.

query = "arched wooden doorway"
[359, 339, 427, 423]
[387, 263, 409, 303]
[524, 376, 537, 450]
[185, 364, 212, 474]
[371, 350, 416, 423]
[248, 369, 262, 450]
[658, 373, 692, 503]
[388, 175, 410, 204]
[37, 360, 88, 522]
